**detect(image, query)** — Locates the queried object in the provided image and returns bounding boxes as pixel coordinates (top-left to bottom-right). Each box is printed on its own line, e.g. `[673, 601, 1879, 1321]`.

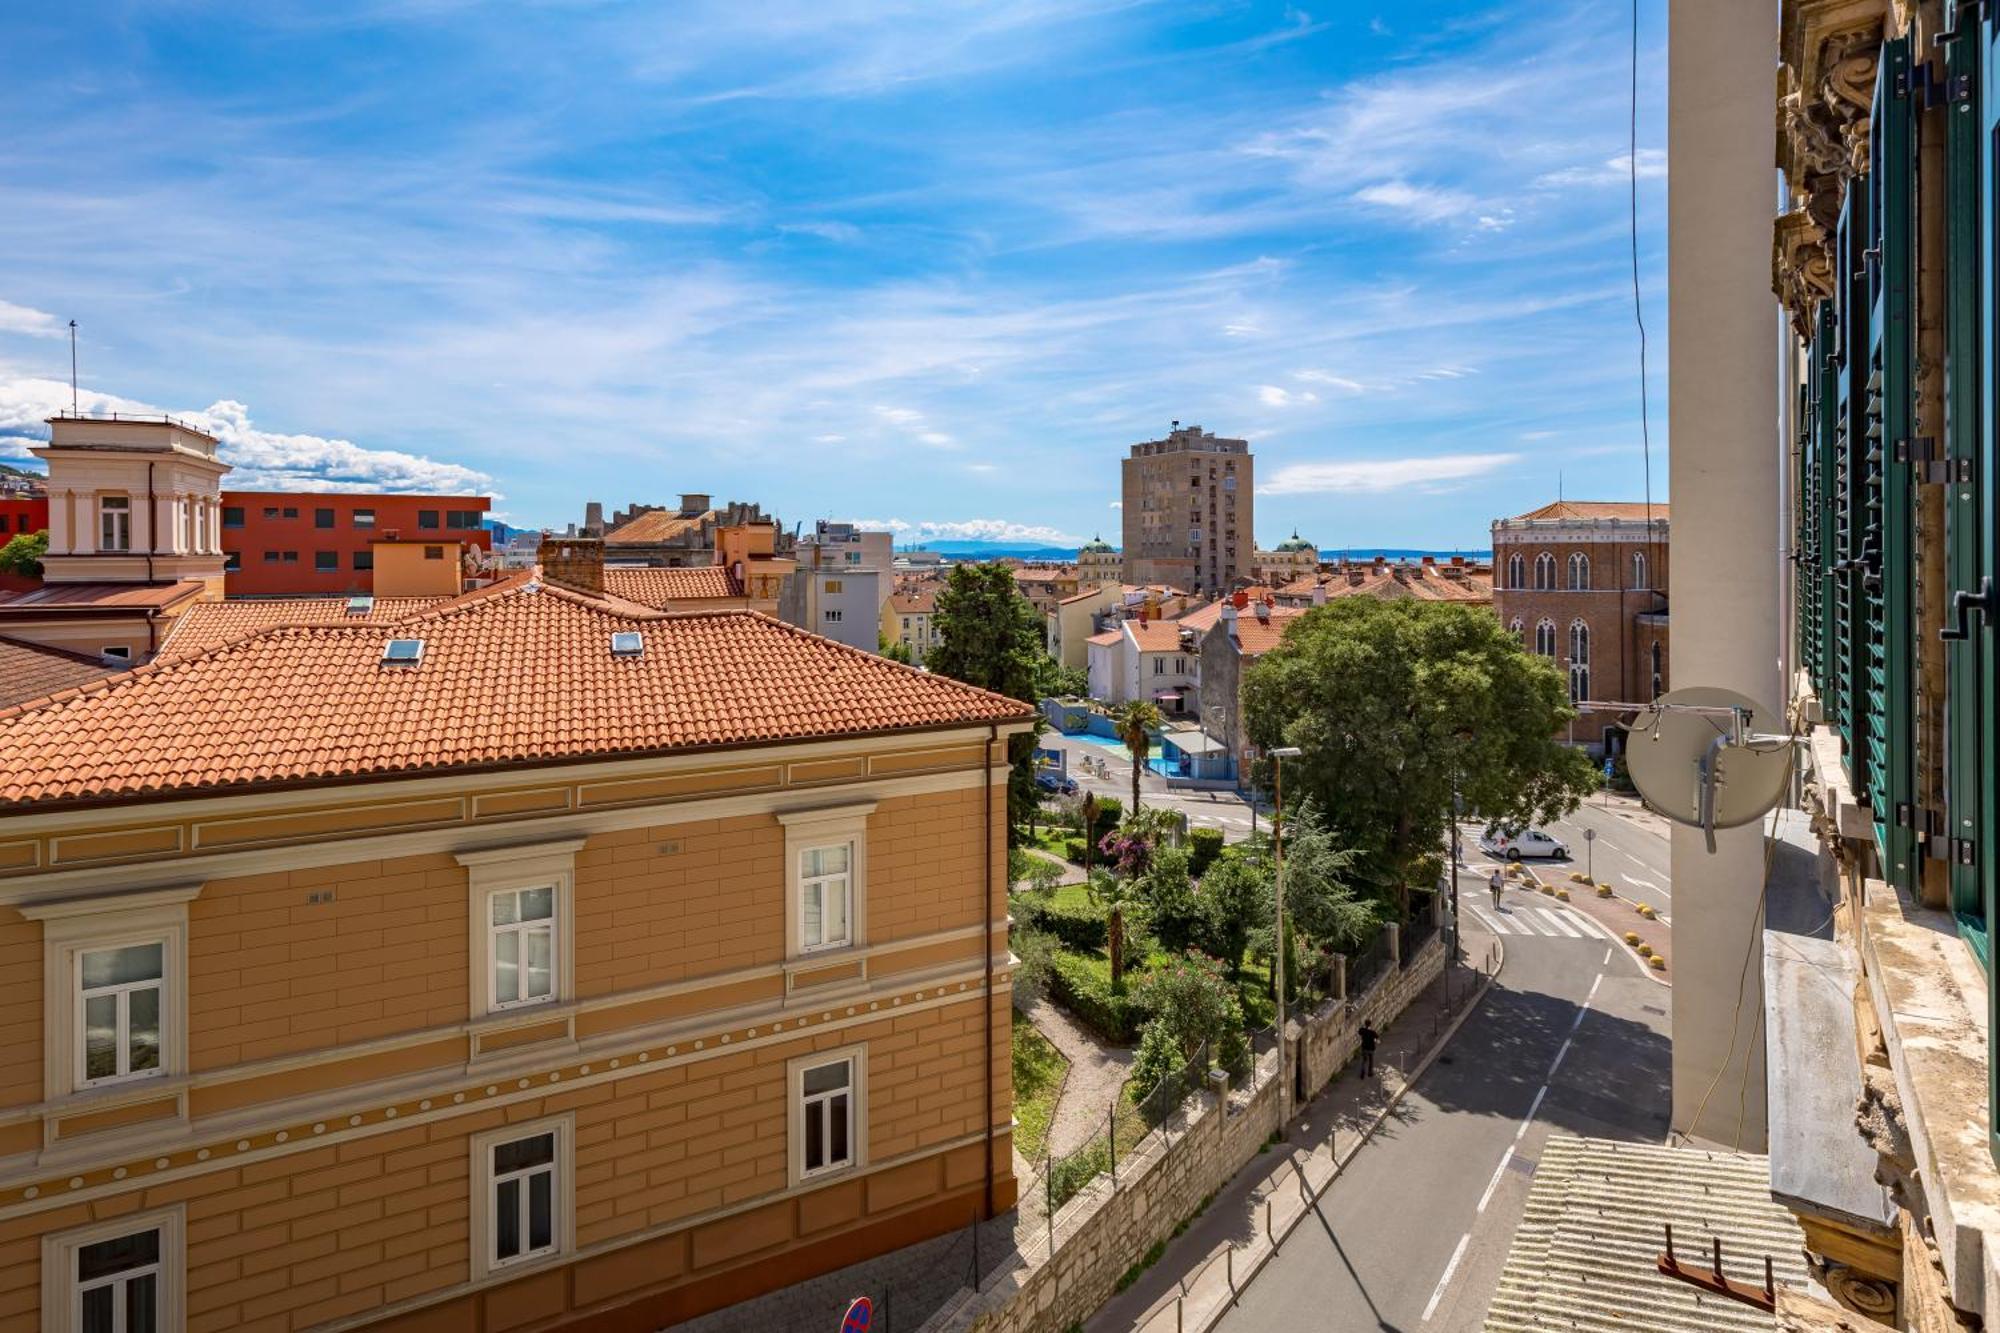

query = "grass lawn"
[1011, 1011, 1067, 1162]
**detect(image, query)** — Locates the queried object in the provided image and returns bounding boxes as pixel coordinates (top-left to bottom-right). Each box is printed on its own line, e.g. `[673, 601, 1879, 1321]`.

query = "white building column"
[1667, 0, 1783, 1149]
[74, 490, 96, 555]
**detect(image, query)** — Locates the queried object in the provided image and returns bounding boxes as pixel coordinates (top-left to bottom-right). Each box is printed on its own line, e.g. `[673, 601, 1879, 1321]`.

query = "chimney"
[584, 501, 604, 536]
[1311, 582, 1327, 607]
[1220, 599, 1237, 623]
[1347, 569, 1364, 586]
[539, 534, 604, 594]
[679, 492, 712, 516]
[1254, 600, 1271, 624]
[1232, 589, 1250, 609]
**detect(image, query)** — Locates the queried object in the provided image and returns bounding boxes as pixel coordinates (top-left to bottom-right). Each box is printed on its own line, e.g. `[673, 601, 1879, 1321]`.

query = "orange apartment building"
[0, 574, 1031, 1332]
[220, 493, 492, 597]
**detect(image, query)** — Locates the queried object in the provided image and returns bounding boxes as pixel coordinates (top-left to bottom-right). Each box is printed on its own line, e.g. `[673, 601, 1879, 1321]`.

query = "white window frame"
[824, 608, 844, 624]
[74, 940, 166, 1090]
[469, 1113, 574, 1281]
[1507, 552, 1524, 589]
[42, 1205, 185, 1333]
[1533, 551, 1555, 591]
[456, 840, 581, 1023]
[485, 885, 559, 1012]
[798, 843, 854, 954]
[98, 495, 131, 553]
[1534, 619, 1556, 658]
[1632, 550, 1648, 589]
[788, 1046, 866, 1186]
[1567, 552, 1590, 591]
[23, 887, 199, 1105]
[777, 803, 873, 962]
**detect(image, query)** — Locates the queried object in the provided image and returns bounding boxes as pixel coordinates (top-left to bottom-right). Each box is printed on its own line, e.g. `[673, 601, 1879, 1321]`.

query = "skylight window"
[382, 638, 425, 666]
[347, 595, 375, 615]
[610, 631, 644, 657]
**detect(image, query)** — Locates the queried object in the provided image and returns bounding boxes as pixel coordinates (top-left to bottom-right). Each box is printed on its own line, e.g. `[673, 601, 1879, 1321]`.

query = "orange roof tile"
[1226, 608, 1306, 654]
[158, 596, 451, 662]
[889, 588, 936, 615]
[1127, 620, 1197, 652]
[1510, 501, 1670, 522]
[601, 566, 742, 605]
[1086, 628, 1123, 646]
[0, 583, 1032, 810]
[0, 581, 207, 614]
[0, 636, 121, 710]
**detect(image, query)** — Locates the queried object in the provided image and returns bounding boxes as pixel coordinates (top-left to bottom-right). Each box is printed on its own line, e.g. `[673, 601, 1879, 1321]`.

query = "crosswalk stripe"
[1470, 905, 1520, 935]
[1536, 909, 1583, 938]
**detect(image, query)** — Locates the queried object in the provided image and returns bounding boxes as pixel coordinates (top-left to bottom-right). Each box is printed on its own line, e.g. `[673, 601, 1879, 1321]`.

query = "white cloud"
[813, 433, 848, 443]
[1535, 149, 1666, 189]
[1257, 384, 1319, 407]
[873, 405, 923, 426]
[1223, 321, 1261, 337]
[837, 516, 1084, 545]
[0, 376, 494, 495]
[0, 435, 43, 461]
[1259, 452, 1520, 496]
[1353, 181, 1476, 223]
[1293, 369, 1366, 392]
[918, 430, 955, 447]
[0, 300, 64, 339]
[778, 221, 862, 243]
[1107, 500, 1123, 509]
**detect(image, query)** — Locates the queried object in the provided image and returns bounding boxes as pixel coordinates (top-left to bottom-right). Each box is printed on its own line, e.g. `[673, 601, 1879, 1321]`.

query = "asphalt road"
[1543, 801, 1673, 918]
[1042, 733, 1261, 842]
[1213, 870, 1672, 1333]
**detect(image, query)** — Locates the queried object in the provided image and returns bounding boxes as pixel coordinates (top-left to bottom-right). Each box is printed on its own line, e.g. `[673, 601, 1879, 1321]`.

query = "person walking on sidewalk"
[1489, 868, 1504, 910]
[1358, 1021, 1378, 1078]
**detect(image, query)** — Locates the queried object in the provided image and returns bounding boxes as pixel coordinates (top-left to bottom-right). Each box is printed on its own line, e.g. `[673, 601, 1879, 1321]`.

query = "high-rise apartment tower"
[1120, 423, 1253, 593]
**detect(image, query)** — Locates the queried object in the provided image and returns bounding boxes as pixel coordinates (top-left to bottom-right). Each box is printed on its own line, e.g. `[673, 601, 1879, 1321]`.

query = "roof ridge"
[0, 632, 113, 669]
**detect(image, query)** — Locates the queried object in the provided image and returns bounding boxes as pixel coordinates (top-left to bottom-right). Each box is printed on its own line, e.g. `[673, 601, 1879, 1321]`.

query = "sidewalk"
[1019, 995, 1136, 1158]
[1085, 925, 1501, 1332]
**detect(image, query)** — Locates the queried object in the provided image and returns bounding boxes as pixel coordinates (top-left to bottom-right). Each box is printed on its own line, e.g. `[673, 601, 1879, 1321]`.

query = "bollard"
[1177, 1293, 1185, 1333]
[1266, 1197, 1274, 1244]
[1226, 1244, 1235, 1292]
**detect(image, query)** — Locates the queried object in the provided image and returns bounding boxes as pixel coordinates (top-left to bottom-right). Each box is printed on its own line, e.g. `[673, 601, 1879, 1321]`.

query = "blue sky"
[0, 0, 1664, 549]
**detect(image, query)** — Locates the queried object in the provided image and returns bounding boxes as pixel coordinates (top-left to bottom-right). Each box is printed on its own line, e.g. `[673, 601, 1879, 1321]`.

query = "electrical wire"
[1630, 0, 1661, 596]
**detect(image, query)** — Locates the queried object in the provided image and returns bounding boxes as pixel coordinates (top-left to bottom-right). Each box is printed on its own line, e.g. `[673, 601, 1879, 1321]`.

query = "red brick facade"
[1489, 503, 1669, 753]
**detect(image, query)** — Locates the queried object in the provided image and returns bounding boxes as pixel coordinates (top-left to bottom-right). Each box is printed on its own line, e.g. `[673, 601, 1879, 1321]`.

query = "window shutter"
[1834, 183, 1867, 762]
[1865, 35, 1918, 890]
[1946, 15, 1989, 942]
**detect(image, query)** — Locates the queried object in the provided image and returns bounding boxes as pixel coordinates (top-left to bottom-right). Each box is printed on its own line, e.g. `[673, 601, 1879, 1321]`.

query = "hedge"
[1064, 838, 1088, 864]
[1186, 828, 1224, 878]
[1047, 951, 1152, 1043]
[1013, 894, 1109, 952]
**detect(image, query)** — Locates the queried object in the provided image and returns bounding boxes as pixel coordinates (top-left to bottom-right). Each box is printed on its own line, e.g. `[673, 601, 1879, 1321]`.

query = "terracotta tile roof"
[1127, 620, 1197, 653]
[601, 566, 742, 605]
[1086, 628, 1123, 646]
[158, 596, 450, 662]
[0, 636, 121, 709]
[0, 582, 1032, 809]
[1510, 500, 1670, 522]
[0, 581, 207, 614]
[889, 588, 936, 615]
[603, 510, 714, 545]
[1278, 568, 1493, 605]
[1058, 586, 1116, 606]
[1226, 608, 1305, 654]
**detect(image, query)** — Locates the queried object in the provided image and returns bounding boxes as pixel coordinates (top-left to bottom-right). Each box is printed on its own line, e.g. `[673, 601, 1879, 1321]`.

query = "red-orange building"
[220, 491, 491, 596]
[0, 494, 46, 540]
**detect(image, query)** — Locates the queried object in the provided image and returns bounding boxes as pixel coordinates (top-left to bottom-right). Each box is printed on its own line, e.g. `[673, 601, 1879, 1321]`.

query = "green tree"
[1131, 952, 1245, 1098]
[1242, 599, 1597, 916]
[0, 529, 47, 578]
[1035, 656, 1089, 699]
[928, 563, 1047, 839]
[1115, 699, 1163, 812]
[879, 634, 913, 664]
[1196, 854, 1267, 980]
[1140, 845, 1203, 953]
[1010, 849, 1065, 897]
[1278, 801, 1375, 953]
[1084, 868, 1146, 995]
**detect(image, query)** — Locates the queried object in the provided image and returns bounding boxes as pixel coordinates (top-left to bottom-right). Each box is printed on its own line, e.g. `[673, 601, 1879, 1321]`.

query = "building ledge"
[1856, 871, 2000, 1320]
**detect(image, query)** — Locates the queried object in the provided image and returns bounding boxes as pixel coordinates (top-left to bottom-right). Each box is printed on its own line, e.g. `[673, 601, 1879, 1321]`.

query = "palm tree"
[1086, 868, 1144, 995]
[1116, 700, 1164, 813]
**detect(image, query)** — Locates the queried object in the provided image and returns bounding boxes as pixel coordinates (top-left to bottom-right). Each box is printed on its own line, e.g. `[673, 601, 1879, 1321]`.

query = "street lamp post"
[1269, 745, 1302, 1118]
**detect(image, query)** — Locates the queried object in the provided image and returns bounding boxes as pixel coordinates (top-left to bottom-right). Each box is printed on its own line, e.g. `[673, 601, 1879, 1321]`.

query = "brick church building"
[1489, 500, 1669, 755]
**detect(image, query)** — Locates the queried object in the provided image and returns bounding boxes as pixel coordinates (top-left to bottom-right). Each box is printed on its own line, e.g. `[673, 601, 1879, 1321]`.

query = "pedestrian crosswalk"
[1466, 902, 1606, 941]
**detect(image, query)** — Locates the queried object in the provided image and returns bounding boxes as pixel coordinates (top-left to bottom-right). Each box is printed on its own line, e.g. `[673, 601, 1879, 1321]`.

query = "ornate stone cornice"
[1775, 0, 1886, 336]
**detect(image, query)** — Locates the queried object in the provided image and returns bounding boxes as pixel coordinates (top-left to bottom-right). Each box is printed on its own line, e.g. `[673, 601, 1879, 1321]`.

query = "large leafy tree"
[0, 529, 47, 577]
[1131, 952, 1247, 1098]
[1241, 599, 1596, 916]
[928, 563, 1047, 838]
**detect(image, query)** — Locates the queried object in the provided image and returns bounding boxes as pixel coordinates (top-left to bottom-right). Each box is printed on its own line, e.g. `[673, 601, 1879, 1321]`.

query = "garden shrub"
[1186, 827, 1225, 878]
[1013, 895, 1109, 952]
[1047, 951, 1151, 1042]
[1064, 838, 1088, 864]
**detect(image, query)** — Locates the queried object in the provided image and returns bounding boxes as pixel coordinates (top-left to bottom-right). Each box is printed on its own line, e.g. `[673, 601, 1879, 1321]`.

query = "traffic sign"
[841, 1296, 874, 1332]
[1584, 828, 1595, 842]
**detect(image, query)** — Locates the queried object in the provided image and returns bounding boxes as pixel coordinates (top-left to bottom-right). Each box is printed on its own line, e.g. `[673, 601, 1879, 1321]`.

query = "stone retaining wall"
[923, 933, 1447, 1333]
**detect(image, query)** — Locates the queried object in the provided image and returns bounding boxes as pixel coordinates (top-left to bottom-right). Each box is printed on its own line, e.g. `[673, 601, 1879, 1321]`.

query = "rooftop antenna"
[68, 320, 78, 415]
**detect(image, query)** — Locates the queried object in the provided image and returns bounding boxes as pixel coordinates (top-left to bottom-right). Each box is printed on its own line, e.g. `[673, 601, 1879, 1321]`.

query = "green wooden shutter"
[1977, 0, 2000, 1172]
[1834, 185, 1867, 760]
[1866, 35, 1917, 890]
[1947, 16, 1988, 945]
[1817, 300, 1841, 698]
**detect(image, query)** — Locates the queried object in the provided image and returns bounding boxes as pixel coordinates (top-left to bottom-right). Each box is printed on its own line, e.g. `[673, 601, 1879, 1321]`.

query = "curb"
[1514, 869, 1671, 990]
[1198, 937, 1507, 1329]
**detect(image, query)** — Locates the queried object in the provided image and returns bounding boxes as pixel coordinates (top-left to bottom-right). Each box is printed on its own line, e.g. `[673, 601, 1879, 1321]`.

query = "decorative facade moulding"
[1774, 0, 1886, 335]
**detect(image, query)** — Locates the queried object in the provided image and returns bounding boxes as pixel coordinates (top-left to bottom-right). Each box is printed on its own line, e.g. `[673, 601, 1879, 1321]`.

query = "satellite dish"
[1625, 686, 1793, 849]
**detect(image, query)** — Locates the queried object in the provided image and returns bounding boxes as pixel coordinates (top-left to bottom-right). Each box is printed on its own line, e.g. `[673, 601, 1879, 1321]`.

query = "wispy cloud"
[1259, 452, 1520, 496]
[1535, 149, 1667, 189]
[0, 301, 64, 339]
[840, 516, 1083, 545]
[1257, 384, 1318, 407]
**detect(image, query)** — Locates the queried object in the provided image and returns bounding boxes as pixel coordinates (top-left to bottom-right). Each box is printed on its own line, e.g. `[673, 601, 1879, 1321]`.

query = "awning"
[1163, 732, 1228, 756]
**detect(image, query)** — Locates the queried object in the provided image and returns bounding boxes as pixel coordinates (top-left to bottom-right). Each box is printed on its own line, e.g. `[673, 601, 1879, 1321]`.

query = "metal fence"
[1401, 906, 1439, 964]
[1020, 1037, 1213, 1255]
[1346, 929, 1393, 997]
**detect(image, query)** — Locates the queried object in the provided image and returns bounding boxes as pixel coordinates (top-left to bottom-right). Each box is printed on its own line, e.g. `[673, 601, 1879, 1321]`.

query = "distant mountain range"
[901, 540, 1492, 563]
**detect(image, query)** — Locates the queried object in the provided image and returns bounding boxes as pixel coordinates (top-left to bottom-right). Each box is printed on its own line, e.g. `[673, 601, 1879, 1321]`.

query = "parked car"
[1479, 827, 1570, 861]
[1035, 771, 1079, 796]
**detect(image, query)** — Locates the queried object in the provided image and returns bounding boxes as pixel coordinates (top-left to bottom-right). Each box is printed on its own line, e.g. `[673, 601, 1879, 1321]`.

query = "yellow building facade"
[0, 581, 1029, 1331]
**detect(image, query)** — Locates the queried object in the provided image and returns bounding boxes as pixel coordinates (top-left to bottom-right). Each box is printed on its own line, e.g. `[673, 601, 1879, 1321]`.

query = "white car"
[1480, 828, 1570, 861]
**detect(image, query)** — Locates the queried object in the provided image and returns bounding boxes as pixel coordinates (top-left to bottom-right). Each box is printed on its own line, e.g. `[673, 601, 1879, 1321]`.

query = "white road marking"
[1602, 946, 1614, 965]
[1422, 1232, 1474, 1323]
[1476, 1148, 1514, 1213]
[1547, 1036, 1573, 1077]
[1536, 909, 1583, 938]
[1519, 1084, 1548, 1136]
[1623, 874, 1665, 893]
[1585, 973, 1604, 1005]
